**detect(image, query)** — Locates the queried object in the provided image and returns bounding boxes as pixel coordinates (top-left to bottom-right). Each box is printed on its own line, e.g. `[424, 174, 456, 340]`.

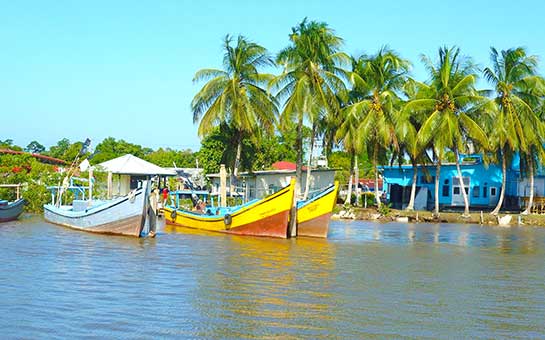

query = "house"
[381, 156, 503, 210]
[207, 161, 336, 200]
[96, 154, 176, 196]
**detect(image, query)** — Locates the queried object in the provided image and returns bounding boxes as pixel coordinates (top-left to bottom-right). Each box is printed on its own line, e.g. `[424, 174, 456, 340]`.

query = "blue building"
[381, 156, 504, 210]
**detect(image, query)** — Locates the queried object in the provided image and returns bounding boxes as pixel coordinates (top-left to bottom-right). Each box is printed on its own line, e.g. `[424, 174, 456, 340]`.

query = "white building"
[207, 162, 336, 200]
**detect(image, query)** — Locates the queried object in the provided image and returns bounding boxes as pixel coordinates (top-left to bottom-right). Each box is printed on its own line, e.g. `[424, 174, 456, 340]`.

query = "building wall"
[210, 170, 336, 200]
[383, 163, 503, 208]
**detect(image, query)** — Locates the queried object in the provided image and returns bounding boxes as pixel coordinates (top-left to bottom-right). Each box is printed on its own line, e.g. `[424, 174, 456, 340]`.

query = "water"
[1, 216, 545, 339]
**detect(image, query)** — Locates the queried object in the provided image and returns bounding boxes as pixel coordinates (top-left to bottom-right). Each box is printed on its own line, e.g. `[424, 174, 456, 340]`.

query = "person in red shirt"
[162, 187, 169, 206]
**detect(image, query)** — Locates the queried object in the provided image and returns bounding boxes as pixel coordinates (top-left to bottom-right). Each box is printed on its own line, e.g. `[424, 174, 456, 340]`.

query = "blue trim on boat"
[296, 184, 335, 209]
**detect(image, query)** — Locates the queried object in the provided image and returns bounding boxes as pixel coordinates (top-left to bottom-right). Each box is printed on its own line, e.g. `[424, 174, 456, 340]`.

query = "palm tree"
[336, 103, 363, 205]
[272, 19, 350, 199]
[483, 47, 545, 215]
[406, 47, 488, 217]
[397, 79, 431, 211]
[344, 47, 410, 207]
[192, 35, 278, 188]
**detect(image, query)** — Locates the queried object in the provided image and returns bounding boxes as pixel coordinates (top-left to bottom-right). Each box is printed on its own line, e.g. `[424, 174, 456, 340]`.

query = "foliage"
[377, 202, 391, 216]
[0, 154, 62, 212]
[192, 35, 278, 177]
[0, 139, 23, 151]
[145, 148, 196, 168]
[273, 18, 350, 189]
[91, 137, 152, 164]
[25, 141, 45, 154]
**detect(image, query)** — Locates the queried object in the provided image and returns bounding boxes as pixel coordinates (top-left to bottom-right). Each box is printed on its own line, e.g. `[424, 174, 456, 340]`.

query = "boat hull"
[296, 181, 339, 238]
[164, 178, 295, 238]
[44, 184, 149, 237]
[0, 199, 26, 222]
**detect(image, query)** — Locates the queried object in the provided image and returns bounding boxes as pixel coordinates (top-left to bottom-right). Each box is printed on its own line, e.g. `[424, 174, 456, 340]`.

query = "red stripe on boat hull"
[297, 212, 332, 238]
[224, 209, 290, 238]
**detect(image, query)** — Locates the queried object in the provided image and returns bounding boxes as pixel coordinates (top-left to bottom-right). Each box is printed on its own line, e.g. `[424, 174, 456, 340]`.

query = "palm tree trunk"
[455, 151, 470, 217]
[354, 155, 359, 207]
[491, 147, 507, 215]
[434, 160, 441, 217]
[406, 158, 417, 211]
[522, 154, 535, 215]
[303, 124, 316, 201]
[230, 139, 242, 196]
[373, 143, 381, 207]
[295, 114, 303, 198]
[345, 153, 354, 205]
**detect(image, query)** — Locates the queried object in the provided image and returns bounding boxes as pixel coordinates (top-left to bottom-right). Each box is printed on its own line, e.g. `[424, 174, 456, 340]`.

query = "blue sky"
[1, 0, 544, 151]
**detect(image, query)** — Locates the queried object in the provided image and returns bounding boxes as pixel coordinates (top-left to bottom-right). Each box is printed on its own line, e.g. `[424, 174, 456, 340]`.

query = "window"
[491, 187, 497, 196]
[473, 186, 480, 197]
[442, 185, 449, 197]
[444, 179, 449, 185]
[464, 187, 469, 195]
[453, 187, 460, 195]
[483, 184, 488, 198]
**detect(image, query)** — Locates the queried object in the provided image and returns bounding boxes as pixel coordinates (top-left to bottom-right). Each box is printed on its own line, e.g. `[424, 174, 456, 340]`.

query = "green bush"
[378, 203, 391, 216]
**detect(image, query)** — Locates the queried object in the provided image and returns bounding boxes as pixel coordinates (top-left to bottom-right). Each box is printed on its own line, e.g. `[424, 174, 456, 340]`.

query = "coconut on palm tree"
[406, 46, 488, 217]
[483, 47, 545, 215]
[192, 35, 278, 190]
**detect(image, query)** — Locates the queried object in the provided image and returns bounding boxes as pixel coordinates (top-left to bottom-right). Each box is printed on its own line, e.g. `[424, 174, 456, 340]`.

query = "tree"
[25, 141, 45, 154]
[336, 98, 363, 205]
[91, 137, 150, 164]
[192, 35, 278, 188]
[0, 139, 22, 151]
[406, 47, 488, 217]
[397, 79, 431, 211]
[272, 19, 349, 199]
[344, 47, 410, 206]
[483, 47, 545, 214]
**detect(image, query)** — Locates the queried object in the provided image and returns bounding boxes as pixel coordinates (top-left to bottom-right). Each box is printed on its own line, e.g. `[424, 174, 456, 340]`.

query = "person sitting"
[193, 199, 206, 213]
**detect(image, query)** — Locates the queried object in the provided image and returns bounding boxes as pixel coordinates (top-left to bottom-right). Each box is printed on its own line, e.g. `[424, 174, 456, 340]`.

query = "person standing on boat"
[162, 186, 169, 206]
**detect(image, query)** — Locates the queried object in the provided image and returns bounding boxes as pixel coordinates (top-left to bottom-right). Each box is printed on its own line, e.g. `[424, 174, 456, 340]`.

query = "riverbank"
[332, 205, 545, 227]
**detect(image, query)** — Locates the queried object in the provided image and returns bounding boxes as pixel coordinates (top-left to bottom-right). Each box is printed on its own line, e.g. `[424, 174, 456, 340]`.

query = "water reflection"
[165, 224, 337, 338]
[2, 217, 545, 338]
[329, 220, 543, 255]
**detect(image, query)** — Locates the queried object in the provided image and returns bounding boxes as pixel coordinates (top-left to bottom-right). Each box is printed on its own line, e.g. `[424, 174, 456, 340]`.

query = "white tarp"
[96, 154, 176, 176]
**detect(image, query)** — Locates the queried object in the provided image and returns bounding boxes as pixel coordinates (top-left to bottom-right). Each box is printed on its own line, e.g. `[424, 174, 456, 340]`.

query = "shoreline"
[332, 205, 545, 227]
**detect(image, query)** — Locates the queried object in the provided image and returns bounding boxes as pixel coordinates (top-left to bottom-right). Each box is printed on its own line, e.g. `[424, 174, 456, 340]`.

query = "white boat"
[44, 179, 153, 237]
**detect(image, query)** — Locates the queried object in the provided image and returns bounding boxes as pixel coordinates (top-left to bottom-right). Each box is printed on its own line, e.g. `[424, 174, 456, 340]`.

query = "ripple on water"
[1, 216, 545, 338]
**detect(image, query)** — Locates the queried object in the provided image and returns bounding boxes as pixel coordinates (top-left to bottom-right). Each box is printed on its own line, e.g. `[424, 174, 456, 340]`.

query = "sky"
[1, 0, 545, 151]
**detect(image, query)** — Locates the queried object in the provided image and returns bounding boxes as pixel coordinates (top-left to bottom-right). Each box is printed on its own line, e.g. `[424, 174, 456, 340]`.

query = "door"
[489, 186, 498, 206]
[452, 177, 470, 206]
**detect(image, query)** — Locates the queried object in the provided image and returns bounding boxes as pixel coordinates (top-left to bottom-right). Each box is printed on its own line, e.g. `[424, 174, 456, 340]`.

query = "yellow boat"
[163, 178, 295, 238]
[296, 181, 339, 238]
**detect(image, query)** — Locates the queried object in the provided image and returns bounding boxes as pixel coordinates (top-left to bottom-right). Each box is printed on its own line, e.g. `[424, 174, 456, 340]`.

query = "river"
[1, 216, 544, 338]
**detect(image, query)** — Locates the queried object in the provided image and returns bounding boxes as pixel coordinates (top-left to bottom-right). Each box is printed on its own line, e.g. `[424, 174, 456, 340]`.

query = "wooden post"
[107, 171, 113, 199]
[220, 164, 227, 207]
[288, 177, 297, 238]
[16, 184, 20, 200]
[88, 167, 93, 205]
